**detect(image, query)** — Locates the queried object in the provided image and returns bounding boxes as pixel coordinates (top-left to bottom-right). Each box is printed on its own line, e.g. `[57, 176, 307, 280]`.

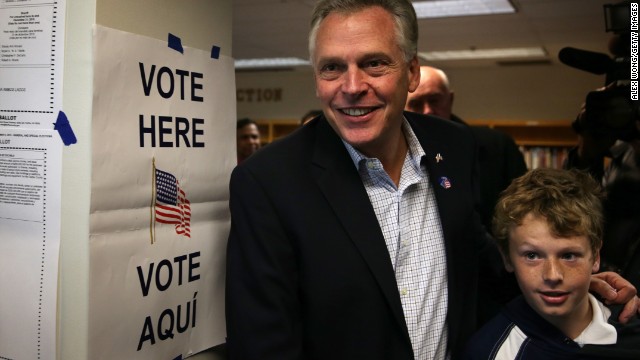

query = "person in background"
[563, 85, 640, 292]
[562, 28, 640, 290]
[236, 118, 261, 164]
[405, 66, 528, 232]
[464, 168, 640, 359]
[225, 1, 639, 359]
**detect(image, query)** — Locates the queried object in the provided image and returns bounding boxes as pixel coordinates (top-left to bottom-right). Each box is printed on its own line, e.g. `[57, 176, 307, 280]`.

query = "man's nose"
[341, 67, 368, 95]
[422, 104, 435, 115]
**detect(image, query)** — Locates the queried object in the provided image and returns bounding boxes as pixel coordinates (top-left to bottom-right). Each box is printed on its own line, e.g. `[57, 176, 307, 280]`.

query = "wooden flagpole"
[150, 157, 156, 244]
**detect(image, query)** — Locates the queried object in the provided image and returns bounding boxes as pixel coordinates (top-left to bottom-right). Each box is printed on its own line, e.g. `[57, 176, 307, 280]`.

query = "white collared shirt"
[573, 293, 618, 347]
[344, 119, 449, 360]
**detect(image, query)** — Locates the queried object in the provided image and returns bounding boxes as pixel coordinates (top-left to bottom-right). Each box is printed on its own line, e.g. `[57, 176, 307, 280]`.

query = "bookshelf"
[254, 119, 579, 169]
[465, 119, 578, 147]
[466, 119, 578, 169]
[255, 119, 299, 146]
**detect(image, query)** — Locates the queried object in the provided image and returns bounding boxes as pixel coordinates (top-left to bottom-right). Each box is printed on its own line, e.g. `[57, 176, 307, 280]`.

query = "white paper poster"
[0, 0, 66, 129]
[90, 26, 235, 359]
[0, 129, 62, 360]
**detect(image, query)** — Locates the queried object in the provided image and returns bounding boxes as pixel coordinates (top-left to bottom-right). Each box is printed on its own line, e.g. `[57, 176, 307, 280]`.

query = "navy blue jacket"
[463, 295, 640, 360]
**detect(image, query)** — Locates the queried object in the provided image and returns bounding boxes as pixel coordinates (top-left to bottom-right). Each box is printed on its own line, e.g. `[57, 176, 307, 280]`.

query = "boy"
[463, 168, 640, 359]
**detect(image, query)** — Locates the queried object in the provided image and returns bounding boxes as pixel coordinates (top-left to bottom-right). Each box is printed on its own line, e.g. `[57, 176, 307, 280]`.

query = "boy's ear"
[499, 248, 515, 273]
[592, 250, 601, 273]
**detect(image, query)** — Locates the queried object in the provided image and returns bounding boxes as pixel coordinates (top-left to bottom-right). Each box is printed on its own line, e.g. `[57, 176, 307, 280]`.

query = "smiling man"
[227, 2, 494, 358]
[225, 1, 639, 359]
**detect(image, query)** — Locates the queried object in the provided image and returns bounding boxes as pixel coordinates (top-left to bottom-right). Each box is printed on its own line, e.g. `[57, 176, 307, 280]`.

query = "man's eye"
[407, 101, 421, 112]
[317, 64, 342, 80]
[366, 59, 391, 69]
[426, 96, 441, 105]
[561, 253, 577, 261]
[321, 64, 339, 72]
[524, 252, 539, 260]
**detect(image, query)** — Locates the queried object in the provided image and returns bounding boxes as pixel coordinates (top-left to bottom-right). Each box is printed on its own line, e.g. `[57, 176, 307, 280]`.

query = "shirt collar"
[342, 117, 426, 171]
[573, 293, 617, 346]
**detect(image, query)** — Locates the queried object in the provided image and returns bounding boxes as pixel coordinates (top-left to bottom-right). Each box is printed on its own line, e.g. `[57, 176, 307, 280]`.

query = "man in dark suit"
[405, 66, 528, 231]
[226, 1, 639, 359]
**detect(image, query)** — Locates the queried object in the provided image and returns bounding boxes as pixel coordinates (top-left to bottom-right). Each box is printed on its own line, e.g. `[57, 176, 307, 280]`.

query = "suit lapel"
[406, 115, 457, 254]
[408, 113, 477, 344]
[418, 136, 456, 243]
[310, 119, 410, 340]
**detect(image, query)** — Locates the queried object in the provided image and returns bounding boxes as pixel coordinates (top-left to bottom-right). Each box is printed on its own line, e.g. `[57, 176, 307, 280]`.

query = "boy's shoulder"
[581, 302, 640, 358]
[462, 307, 517, 360]
[464, 295, 640, 360]
[462, 296, 581, 360]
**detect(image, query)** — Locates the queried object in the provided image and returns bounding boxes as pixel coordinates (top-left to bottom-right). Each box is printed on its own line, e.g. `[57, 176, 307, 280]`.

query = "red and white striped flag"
[154, 168, 191, 238]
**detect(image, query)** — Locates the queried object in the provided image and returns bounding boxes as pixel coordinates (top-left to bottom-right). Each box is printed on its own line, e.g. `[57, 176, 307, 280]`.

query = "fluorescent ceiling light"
[412, 0, 515, 19]
[235, 57, 310, 69]
[419, 47, 547, 61]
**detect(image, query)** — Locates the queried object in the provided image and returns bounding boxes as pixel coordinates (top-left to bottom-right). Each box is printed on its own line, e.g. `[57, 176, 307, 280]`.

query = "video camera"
[559, 1, 639, 141]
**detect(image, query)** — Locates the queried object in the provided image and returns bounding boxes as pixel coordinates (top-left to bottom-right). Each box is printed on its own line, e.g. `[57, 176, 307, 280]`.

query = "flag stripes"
[154, 168, 191, 238]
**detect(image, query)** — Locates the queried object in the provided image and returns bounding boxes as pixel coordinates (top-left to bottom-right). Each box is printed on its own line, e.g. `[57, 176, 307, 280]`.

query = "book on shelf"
[519, 146, 570, 170]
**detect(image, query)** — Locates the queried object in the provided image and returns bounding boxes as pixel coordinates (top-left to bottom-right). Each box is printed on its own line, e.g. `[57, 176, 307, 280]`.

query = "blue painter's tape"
[211, 45, 221, 59]
[168, 33, 184, 54]
[54, 111, 77, 146]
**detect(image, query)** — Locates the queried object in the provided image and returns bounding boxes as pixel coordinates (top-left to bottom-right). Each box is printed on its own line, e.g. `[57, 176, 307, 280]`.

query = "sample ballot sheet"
[1, 0, 65, 357]
[0, 129, 62, 360]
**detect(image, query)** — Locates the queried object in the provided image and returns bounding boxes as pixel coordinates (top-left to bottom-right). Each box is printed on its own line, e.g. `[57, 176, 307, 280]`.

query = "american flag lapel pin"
[435, 153, 443, 163]
[439, 176, 452, 189]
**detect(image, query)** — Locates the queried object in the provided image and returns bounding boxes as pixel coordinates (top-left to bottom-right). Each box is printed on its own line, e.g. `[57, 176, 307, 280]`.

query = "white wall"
[58, 1, 231, 359]
[444, 65, 604, 121]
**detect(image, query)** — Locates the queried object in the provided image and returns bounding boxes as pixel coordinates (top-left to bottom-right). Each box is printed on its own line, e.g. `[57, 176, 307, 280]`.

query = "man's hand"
[591, 271, 639, 323]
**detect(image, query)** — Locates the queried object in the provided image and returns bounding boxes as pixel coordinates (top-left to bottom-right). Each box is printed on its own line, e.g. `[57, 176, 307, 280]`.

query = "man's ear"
[500, 248, 514, 273]
[407, 56, 420, 93]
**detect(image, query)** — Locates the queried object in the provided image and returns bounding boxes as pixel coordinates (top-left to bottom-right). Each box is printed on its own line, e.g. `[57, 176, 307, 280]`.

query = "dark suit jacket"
[450, 115, 527, 231]
[226, 112, 500, 359]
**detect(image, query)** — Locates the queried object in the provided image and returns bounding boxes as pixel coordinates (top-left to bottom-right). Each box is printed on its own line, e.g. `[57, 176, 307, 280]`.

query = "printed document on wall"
[0, 129, 62, 360]
[0, 0, 66, 129]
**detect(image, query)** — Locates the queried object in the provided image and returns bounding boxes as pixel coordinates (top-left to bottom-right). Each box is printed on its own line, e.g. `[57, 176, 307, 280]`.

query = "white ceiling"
[232, 0, 619, 71]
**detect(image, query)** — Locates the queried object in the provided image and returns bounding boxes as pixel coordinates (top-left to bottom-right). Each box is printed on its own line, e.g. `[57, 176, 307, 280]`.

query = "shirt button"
[401, 289, 408, 296]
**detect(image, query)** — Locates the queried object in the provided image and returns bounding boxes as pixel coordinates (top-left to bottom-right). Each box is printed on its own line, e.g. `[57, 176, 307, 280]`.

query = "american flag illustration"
[439, 176, 452, 189]
[153, 168, 191, 239]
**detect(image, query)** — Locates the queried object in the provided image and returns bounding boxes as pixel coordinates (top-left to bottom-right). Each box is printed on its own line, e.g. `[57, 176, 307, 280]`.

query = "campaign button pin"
[439, 176, 452, 189]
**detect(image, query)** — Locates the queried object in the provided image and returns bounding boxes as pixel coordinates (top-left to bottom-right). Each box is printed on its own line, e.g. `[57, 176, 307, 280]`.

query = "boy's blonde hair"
[493, 168, 604, 259]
